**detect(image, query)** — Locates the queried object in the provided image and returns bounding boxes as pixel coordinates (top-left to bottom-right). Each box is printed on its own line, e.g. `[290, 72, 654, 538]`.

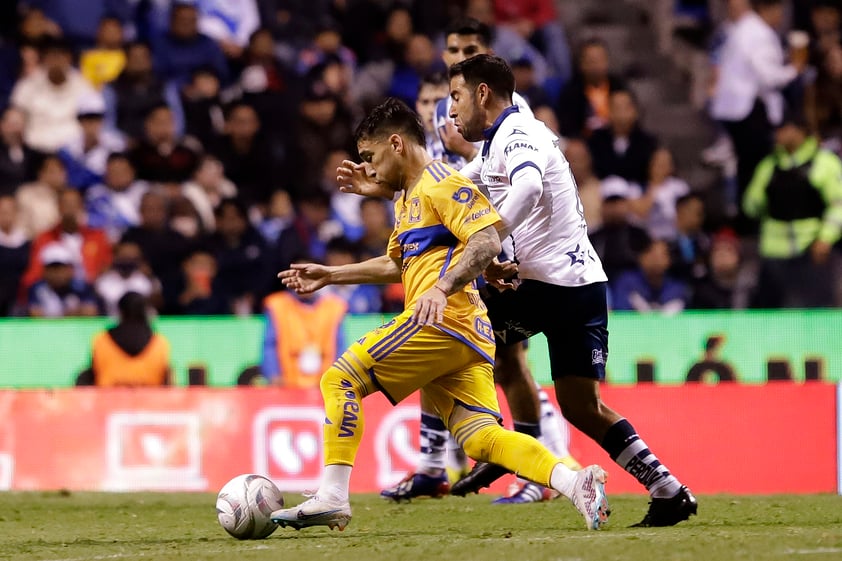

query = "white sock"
[319, 464, 352, 502]
[417, 413, 448, 473]
[536, 384, 572, 457]
[549, 462, 578, 499]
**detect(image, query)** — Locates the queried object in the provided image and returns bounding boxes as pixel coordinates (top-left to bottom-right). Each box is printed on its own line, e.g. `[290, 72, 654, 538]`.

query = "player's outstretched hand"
[411, 285, 448, 326]
[337, 160, 394, 199]
[483, 259, 519, 291]
[277, 263, 332, 294]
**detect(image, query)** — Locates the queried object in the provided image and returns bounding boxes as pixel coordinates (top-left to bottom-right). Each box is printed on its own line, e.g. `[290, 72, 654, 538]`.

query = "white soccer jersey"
[435, 92, 533, 169]
[461, 105, 608, 287]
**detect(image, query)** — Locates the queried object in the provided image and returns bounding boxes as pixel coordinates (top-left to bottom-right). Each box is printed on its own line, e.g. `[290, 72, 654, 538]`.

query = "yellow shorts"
[335, 310, 501, 424]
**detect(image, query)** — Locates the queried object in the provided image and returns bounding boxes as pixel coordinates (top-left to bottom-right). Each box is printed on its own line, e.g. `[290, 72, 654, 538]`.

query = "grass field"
[1, 492, 841, 561]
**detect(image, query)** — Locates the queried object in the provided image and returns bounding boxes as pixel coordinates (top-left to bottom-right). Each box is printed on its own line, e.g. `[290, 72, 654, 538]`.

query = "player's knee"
[457, 421, 500, 462]
[320, 365, 363, 397]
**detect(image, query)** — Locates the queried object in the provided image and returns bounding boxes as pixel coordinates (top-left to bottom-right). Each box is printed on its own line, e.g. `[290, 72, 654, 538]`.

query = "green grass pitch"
[1, 492, 841, 561]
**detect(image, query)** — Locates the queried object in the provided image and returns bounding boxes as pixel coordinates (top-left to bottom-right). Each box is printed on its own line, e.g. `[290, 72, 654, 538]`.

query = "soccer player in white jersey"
[447, 54, 697, 527]
[416, 73, 449, 162]
[380, 17, 580, 505]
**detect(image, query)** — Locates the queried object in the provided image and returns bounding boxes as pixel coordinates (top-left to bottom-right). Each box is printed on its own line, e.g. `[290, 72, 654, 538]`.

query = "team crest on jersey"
[592, 349, 605, 365]
[452, 187, 473, 204]
[408, 197, 421, 223]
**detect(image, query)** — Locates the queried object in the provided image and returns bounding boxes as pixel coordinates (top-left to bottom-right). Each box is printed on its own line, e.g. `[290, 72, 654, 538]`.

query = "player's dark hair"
[354, 98, 425, 147]
[444, 17, 493, 47]
[449, 54, 515, 101]
[106, 151, 132, 165]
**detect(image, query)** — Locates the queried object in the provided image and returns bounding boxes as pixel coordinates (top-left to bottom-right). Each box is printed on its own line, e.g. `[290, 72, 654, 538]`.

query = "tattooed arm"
[411, 224, 501, 325]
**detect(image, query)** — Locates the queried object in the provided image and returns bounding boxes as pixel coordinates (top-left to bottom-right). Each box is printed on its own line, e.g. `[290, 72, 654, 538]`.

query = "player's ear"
[477, 83, 489, 107]
[389, 133, 403, 154]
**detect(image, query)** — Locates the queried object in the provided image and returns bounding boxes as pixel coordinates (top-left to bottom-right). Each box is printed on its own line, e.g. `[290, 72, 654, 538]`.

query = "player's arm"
[413, 224, 501, 326]
[498, 134, 550, 237]
[278, 255, 402, 295]
[437, 224, 501, 295]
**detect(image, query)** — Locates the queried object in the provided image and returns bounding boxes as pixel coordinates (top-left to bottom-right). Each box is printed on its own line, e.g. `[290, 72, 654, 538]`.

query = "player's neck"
[483, 98, 514, 131]
[400, 145, 433, 196]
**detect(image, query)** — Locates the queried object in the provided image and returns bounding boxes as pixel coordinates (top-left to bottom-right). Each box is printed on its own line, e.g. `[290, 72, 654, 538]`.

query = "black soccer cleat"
[632, 485, 698, 527]
[450, 462, 511, 496]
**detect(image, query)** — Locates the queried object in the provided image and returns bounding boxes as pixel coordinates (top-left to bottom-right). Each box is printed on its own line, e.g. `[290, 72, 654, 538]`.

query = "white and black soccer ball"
[216, 474, 285, 539]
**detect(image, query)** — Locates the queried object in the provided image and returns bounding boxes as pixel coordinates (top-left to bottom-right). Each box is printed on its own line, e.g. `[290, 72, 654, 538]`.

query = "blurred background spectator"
[0, 0, 837, 320]
[26, 241, 99, 317]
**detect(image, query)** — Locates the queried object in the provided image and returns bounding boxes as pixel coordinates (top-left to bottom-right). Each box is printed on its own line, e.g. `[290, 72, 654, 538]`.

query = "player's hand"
[337, 160, 395, 199]
[277, 263, 333, 294]
[411, 285, 448, 326]
[810, 240, 833, 265]
[441, 121, 478, 160]
[483, 259, 519, 291]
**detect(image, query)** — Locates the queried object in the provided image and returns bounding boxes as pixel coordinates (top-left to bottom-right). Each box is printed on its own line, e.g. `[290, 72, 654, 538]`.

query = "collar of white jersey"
[481, 105, 520, 158]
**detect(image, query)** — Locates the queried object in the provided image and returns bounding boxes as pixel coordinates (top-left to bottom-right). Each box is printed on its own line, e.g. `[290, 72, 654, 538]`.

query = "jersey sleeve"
[501, 125, 550, 183]
[428, 175, 501, 243]
[386, 227, 401, 259]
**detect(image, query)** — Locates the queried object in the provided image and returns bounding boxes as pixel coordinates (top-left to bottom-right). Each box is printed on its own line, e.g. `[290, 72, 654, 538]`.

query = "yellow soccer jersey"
[386, 161, 501, 362]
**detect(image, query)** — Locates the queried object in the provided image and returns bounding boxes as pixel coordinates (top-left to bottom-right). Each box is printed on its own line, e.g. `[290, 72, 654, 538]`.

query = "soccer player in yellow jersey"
[270, 98, 610, 532]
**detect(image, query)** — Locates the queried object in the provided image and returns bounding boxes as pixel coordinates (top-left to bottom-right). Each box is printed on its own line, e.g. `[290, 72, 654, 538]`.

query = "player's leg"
[425, 354, 610, 530]
[273, 313, 437, 529]
[380, 390, 453, 501]
[546, 281, 697, 527]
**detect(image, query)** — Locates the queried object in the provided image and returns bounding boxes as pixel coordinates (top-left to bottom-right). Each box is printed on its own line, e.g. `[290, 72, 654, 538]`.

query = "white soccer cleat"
[271, 495, 352, 531]
[570, 465, 611, 530]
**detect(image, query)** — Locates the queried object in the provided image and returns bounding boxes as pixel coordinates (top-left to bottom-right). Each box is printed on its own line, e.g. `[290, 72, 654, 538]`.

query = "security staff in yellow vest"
[91, 291, 171, 386]
[261, 289, 348, 388]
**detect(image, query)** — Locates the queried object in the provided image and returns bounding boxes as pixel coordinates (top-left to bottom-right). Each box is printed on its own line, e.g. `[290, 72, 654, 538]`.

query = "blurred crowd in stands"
[0, 0, 841, 321]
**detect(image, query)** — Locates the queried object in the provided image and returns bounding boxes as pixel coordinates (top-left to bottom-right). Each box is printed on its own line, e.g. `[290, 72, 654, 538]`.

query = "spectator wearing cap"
[89, 292, 171, 387]
[16, 155, 69, 239]
[0, 107, 41, 196]
[743, 111, 842, 308]
[80, 16, 127, 90]
[0, 195, 30, 316]
[26, 242, 99, 317]
[588, 89, 659, 186]
[105, 41, 168, 140]
[151, 2, 229, 87]
[10, 38, 99, 152]
[555, 38, 626, 138]
[85, 153, 149, 243]
[58, 92, 126, 190]
[22, 189, 112, 291]
[589, 176, 650, 282]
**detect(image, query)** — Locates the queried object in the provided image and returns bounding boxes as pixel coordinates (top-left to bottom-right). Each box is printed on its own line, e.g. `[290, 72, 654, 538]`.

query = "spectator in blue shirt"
[611, 238, 688, 314]
[86, 153, 149, 243]
[152, 2, 229, 87]
[27, 242, 99, 317]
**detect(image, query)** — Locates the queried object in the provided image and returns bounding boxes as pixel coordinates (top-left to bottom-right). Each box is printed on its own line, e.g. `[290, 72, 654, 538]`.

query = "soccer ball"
[216, 474, 285, 539]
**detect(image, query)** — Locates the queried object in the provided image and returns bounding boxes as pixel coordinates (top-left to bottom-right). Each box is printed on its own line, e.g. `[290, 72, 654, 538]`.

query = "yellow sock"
[452, 414, 559, 487]
[320, 365, 371, 466]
